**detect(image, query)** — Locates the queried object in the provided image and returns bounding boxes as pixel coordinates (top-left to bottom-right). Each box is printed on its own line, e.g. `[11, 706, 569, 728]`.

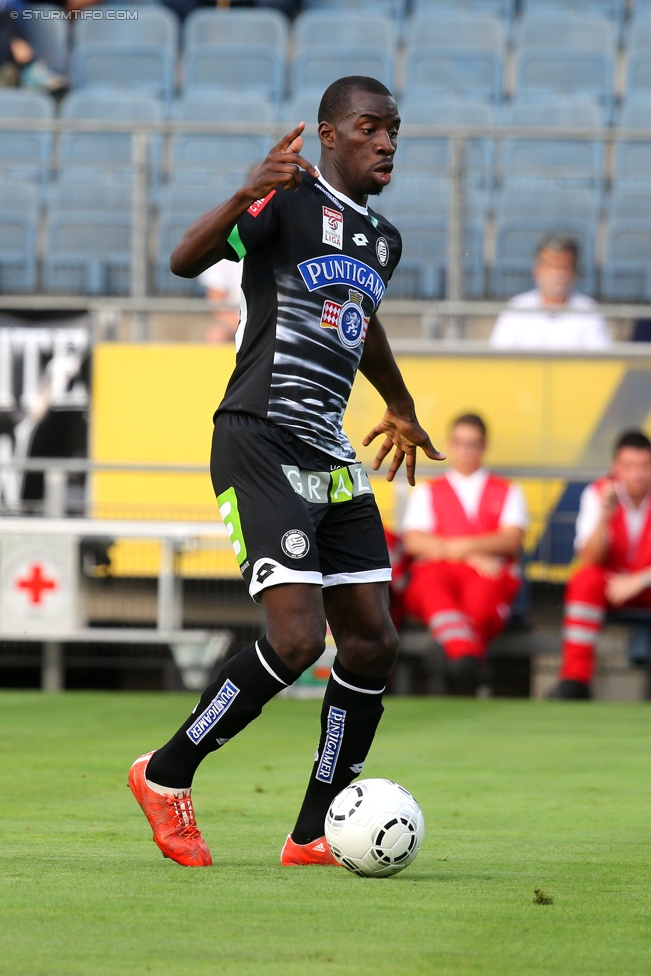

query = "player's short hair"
[614, 429, 651, 456]
[535, 233, 580, 266]
[450, 413, 487, 440]
[318, 76, 394, 124]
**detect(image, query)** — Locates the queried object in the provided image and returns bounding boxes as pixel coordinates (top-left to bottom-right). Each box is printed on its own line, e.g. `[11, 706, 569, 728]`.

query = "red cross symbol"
[16, 563, 57, 605]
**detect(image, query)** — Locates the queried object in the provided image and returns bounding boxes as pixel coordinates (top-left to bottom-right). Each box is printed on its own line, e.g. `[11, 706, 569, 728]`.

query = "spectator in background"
[401, 413, 528, 695]
[0, 0, 65, 91]
[549, 429, 651, 700]
[199, 258, 243, 343]
[490, 234, 610, 350]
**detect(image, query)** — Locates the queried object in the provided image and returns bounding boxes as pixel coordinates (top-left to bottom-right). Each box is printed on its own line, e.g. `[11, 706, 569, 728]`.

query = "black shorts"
[210, 412, 391, 601]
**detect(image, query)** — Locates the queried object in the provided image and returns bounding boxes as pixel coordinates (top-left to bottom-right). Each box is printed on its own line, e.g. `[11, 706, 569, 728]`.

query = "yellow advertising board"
[91, 345, 651, 579]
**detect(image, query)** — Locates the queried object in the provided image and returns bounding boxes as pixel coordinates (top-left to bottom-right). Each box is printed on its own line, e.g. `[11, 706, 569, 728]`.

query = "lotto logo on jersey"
[322, 206, 343, 250]
[247, 191, 275, 217]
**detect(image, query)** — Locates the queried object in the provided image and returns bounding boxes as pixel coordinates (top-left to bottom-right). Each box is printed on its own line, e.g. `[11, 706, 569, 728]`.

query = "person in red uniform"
[550, 429, 651, 700]
[401, 413, 528, 694]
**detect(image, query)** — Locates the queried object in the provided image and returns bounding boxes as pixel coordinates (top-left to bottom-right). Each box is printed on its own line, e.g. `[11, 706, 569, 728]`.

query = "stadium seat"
[291, 13, 396, 95]
[70, 43, 176, 103]
[280, 93, 322, 164]
[500, 99, 605, 185]
[301, 0, 405, 18]
[614, 97, 651, 180]
[380, 176, 487, 298]
[48, 178, 133, 213]
[492, 182, 598, 297]
[0, 181, 38, 292]
[624, 51, 651, 104]
[602, 219, 651, 300]
[182, 9, 287, 105]
[43, 211, 131, 294]
[22, 3, 69, 74]
[155, 210, 204, 296]
[169, 93, 273, 181]
[73, 5, 178, 48]
[404, 14, 506, 103]
[397, 99, 494, 186]
[412, 0, 514, 18]
[0, 89, 53, 186]
[519, 0, 624, 22]
[58, 91, 163, 184]
[607, 181, 651, 220]
[514, 15, 615, 112]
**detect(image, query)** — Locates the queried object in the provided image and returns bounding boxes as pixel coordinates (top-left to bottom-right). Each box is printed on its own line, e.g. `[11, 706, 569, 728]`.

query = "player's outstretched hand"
[243, 123, 318, 198]
[363, 409, 446, 486]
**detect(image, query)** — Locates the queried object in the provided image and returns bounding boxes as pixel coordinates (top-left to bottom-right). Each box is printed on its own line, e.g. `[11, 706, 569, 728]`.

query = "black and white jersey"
[216, 173, 402, 461]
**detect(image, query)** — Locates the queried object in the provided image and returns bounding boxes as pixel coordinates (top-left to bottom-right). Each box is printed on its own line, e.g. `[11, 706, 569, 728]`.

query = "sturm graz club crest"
[337, 290, 367, 349]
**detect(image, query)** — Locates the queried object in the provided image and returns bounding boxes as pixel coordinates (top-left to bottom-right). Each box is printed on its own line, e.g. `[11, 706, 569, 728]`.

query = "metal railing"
[5, 117, 651, 337]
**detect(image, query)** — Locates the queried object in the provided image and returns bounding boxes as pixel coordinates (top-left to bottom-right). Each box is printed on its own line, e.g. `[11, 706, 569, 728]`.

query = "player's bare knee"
[338, 625, 399, 678]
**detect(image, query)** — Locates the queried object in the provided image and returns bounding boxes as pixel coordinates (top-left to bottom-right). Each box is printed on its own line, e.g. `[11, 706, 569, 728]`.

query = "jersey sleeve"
[574, 483, 603, 551]
[224, 190, 280, 263]
[387, 228, 402, 282]
[499, 483, 529, 530]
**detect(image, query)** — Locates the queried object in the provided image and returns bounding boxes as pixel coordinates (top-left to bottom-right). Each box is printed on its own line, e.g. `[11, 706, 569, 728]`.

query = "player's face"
[447, 423, 486, 476]
[612, 447, 651, 502]
[321, 92, 400, 199]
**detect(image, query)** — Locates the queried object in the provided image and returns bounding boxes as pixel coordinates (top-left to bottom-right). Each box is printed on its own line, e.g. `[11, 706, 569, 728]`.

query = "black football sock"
[291, 658, 386, 845]
[146, 636, 298, 789]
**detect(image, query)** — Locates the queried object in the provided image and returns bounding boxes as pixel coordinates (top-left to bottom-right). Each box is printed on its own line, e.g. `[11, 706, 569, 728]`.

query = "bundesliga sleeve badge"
[322, 206, 343, 250]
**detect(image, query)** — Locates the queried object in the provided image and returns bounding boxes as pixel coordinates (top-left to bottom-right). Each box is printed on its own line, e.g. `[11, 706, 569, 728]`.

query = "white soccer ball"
[325, 778, 425, 878]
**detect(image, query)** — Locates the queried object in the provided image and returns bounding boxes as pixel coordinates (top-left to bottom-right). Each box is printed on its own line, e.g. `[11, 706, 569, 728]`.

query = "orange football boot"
[280, 833, 342, 866]
[128, 752, 212, 867]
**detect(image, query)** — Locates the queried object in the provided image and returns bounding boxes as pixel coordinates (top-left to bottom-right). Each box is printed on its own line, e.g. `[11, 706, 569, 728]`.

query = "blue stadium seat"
[614, 97, 651, 180]
[492, 181, 599, 297]
[280, 93, 322, 165]
[603, 220, 651, 301]
[514, 16, 615, 111]
[380, 176, 487, 298]
[44, 211, 131, 294]
[412, 0, 514, 18]
[48, 178, 132, 212]
[500, 99, 605, 185]
[22, 3, 69, 74]
[155, 210, 205, 296]
[397, 99, 494, 185]
[58, 91, 163, 183]
[291, 13, 396, 95]
[73, 5, 178, 48]
[0, 90, 53, 186]
[70, 43, 176, 103]
[519, 0, 624, 21]
[301, 0, 405, 18]
[182, 9, 287, 105]
[625, 50, 651, 104]
[0, 181, 38, 292]
[170, 94, 273, 181]
[607, 182, 651, 220]
[404, 14, 506, 103]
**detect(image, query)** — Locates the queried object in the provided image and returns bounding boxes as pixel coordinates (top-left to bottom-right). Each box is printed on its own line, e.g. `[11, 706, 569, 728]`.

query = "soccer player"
[128, 76, 444, 867]
[549, 429, 651, 700]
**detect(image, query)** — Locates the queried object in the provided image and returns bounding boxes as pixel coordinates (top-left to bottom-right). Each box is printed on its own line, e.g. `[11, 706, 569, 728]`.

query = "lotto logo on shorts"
[316, 706, 346, 783]
[186, 679, 240, 744]
[281, 529, 310, 559]
[322, 206, 343, 250]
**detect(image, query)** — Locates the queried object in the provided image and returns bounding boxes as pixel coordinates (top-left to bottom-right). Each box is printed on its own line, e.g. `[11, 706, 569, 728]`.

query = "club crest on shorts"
[376, 237, 389, 267]
[322, 206, 343, 250]
[337, 289, 367, 348]
[281, 529, 310, 559]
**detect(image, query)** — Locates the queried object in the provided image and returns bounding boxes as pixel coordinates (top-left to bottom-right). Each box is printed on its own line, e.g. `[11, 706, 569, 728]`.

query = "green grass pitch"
[1, 692, 651, 976]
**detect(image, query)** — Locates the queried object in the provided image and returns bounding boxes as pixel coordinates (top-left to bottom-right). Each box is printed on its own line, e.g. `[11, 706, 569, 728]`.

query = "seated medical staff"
[401, 413, 528, 694]
[550, 429, 651, 700]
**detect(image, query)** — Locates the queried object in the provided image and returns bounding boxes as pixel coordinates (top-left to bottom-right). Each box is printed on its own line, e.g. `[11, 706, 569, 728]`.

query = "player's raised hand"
[243, 123, 318, 198]
[363, 409, 446, 487]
